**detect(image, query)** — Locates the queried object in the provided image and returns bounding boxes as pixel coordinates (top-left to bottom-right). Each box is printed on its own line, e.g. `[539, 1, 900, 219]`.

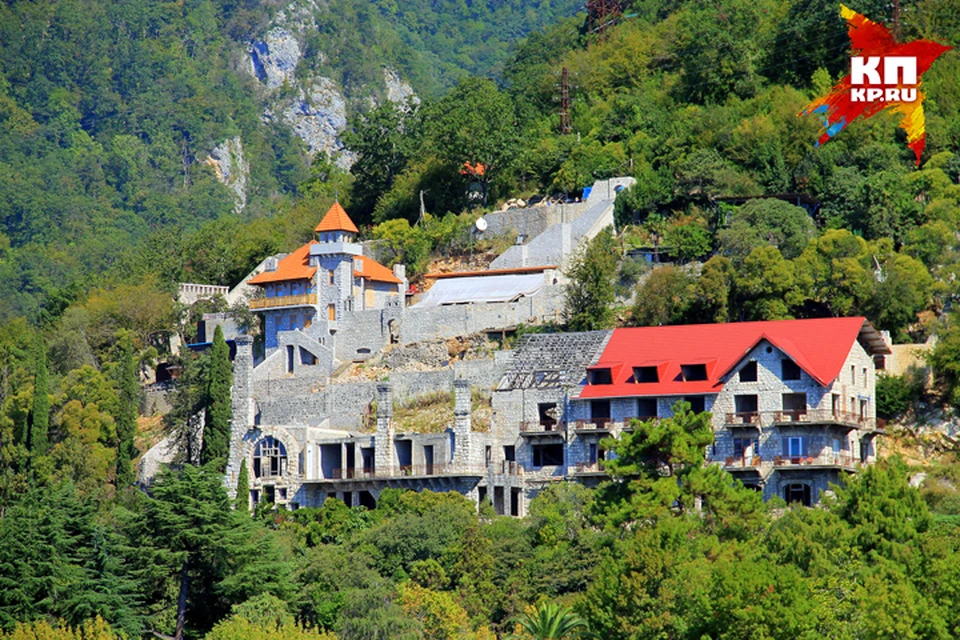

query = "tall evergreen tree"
[29, 338, 49, 456]
[115, 332, 139, 487]
[235, 459, 249, 513]
[200, 326, 232, 471]
[564, 228, 619, 331]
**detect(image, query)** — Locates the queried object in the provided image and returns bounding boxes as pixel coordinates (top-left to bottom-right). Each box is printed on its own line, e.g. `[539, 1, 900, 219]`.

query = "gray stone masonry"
[225, 335, 255, 498]
[375, 383, 395, 476]
[453, 380, 476, 470]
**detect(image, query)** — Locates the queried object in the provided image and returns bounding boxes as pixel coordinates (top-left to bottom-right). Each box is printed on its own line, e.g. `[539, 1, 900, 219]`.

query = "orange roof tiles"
[315, 201, 359, 234]
[248, 242, 318, 285]
[354, 255, 402, 284]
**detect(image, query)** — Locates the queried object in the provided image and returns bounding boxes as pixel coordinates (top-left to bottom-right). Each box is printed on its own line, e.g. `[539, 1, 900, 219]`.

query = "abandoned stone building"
[225, 316, 890, 514]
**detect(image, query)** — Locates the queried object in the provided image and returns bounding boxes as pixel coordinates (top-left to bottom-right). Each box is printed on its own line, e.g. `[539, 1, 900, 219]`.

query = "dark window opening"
[589, 368, 613, 385]
[734, 394, 758, 420]
[739, 361, 758, 382]
[359, 491, 376, 509]
[782, 392, 807, 419]
[684, 396, 705, 413]
[343, 491, 353, 507]
[253, 437, 288, 478]
[633, 366, 659, 383]
[538, 402, 558, 429]
[590, 400, 611, 420]
[300, 347, 317, 366]
[478, 486, 488, 505]
[680, 364, 708, 381]
[782, 359, 802, 380]
[263, 486, 275, 504]
[494, 486, 505, 515]
[286, 345, 294, 373]
[532, 443, 564, 467]
[784, 483, 811, 507]
[361, 448, 374, 476]
[511, 488, 521, 516]
[278, 488, 287, 501]
[637, 398, 658, 419]
[503, 445, 516, 462]
[395, 440, 412, 473]
[733, 437, 759, 457]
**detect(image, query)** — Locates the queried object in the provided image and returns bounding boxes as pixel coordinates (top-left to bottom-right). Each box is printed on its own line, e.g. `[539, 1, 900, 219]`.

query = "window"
[532, 443, 564, 467]
[739, 361, 758, 382]
[684, 396, 705, 413]
[832, 437, 842, 454]
[782, 359, 801, 380]
[680, 364, 708, 381]
[784, 483, 811, 506]
[589, 368, 613, 385]
[851, 365, 856, 384]
[278, 488, 287, 501]
[637, 398, 658, 419]
[782, 392, 807, 419]
[327, 304, 336, 321]
[503, 445, 516, 462]
[328, 270, 335, 285]
[588, 443, 598, 464]
[253, 436, 288, 478]
[733, 438, 758, 457]
[633, 366, 659, 383]
[734, 394, 758, 418]
[863, 367, 868, 388]
[787, 436, 804, 457]
[590, 400, 611, 419]
[538, 402, 558, 429]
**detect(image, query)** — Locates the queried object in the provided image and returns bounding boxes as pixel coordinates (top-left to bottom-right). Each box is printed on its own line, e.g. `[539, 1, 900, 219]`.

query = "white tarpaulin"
[412, 273, 544, 308]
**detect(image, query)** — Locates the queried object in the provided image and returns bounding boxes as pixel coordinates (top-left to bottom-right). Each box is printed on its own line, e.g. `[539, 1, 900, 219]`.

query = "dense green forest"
[4, 0, 960, 637]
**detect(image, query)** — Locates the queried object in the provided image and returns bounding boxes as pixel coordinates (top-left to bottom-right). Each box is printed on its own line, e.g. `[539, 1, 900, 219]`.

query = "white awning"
[411, 273, 544, 308]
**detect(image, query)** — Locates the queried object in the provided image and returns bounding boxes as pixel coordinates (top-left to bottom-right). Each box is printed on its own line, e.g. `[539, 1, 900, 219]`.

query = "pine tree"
[235, 459, 250, 513]
[564, 228, 619, 332]
[29, 337, 49, 456]
[200, 326, 232, 471]
[115, 332, 139, 487]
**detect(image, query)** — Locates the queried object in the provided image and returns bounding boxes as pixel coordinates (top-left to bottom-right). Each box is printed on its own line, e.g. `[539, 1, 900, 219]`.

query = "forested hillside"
[4, 0, 960, 637]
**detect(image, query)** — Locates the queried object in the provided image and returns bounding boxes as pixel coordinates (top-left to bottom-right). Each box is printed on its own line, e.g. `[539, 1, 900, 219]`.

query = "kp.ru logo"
[800, 5, 951, 165]
[849, 56, 917, 102]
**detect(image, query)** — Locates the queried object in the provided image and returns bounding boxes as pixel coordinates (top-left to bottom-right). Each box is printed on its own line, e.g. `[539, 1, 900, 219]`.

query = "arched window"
[253, 436, 288, 478]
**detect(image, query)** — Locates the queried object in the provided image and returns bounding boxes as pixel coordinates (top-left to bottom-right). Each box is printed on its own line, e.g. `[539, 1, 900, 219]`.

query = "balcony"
[312, 464, 488, 481]
[773, 453, 859, 470]
[519, 421, 564, 436]
[723, 410, 878, 431]
[574, 418, 613, 433]
[724, 455, 763, 470]
[572, 461, 605, 475]
[250, 293, 318, 310]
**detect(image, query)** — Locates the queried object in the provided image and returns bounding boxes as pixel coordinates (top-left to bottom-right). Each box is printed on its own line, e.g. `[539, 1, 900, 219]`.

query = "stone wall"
[481, 202, 590, 240]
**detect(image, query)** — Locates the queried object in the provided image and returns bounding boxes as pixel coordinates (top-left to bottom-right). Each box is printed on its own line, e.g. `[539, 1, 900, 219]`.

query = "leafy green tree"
[563, 229, 618, 331]
[29, 338, 49, 457]
[689, 256, 736, 323]
[201, 325, 232, 471]
[736, 246, 802, 320]
[508, 601, 586, 640]
[628, 266, 694, 327]
[718, 198, 816, 264]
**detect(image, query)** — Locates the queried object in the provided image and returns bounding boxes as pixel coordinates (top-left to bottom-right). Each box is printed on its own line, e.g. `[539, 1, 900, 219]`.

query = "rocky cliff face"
[245, 0, 416, 170]
[203, 136, 249, 213]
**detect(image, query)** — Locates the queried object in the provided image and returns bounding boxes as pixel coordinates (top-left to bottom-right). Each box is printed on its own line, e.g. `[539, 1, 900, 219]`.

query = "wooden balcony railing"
[249, 293, 318, 310]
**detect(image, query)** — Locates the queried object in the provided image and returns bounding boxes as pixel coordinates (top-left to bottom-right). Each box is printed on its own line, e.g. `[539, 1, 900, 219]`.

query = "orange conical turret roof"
[315, 201, 359, 234]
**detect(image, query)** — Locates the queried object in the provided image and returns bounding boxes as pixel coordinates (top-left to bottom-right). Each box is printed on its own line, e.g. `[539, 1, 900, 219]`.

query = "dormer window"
[588, 368, 613, 385]
[680, 364, 707, 382]
[782, 359, 801, 381]
[633, 366, 659, 383]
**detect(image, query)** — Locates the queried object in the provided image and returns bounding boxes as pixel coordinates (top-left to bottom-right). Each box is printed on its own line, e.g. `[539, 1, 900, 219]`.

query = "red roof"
[579, 317, 888, 399]
[315, 201, 359, 234]
[354, 255, 402, 284]
[248, 242, 318, 285]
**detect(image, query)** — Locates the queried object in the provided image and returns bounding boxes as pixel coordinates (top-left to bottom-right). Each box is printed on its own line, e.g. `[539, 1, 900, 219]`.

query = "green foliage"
[876, 373, 918, 421]
[113, 332, 138, 488]
[237, 459, 251, 513]
[507, 601, 586, 640]
[28, 337, 49, 456]
[201, 325, 233, 471]
[718, 198, 817, 264]
[563, 229, 618, 331]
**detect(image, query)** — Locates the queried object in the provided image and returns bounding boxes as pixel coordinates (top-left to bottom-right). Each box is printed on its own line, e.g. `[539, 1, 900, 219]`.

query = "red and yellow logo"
[800, 5, 951, 165]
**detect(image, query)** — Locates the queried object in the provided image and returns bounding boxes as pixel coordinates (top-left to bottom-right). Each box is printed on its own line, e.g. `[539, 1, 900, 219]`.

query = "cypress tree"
[116, 332, 139, 487]
[29, 337, 49, 455]
[236, 459, 250, 513]
[200, 325, 232, 470]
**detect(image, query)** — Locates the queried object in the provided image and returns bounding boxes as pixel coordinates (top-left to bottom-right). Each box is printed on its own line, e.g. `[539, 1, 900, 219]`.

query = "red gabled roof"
[248, 242, 318, 285]
[579, 317, 888, 399]
[315, 201, 359, 234]
[354, 255, 402, 284]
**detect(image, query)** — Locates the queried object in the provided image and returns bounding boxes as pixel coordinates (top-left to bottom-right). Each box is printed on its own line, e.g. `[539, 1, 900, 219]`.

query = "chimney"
[392, 263, 406, 281]
[375, 383, 394, 475]
[453, 379, 473, 469]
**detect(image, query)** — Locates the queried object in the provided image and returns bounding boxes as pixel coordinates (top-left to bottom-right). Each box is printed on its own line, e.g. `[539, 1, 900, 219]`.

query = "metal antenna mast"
[560, 67, 572, 134]
[587, 0, 623, 38]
